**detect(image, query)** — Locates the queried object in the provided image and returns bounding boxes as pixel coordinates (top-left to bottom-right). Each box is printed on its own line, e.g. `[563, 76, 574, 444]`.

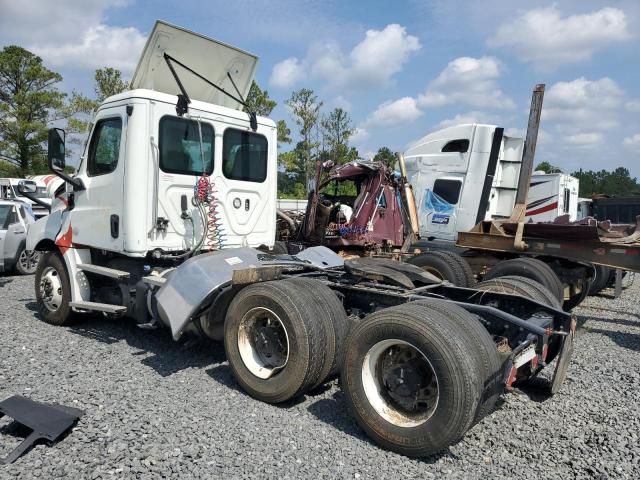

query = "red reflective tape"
[506, 366, 517, 390]
[526, 201, 558, 216]
[55, 224, 73, 255]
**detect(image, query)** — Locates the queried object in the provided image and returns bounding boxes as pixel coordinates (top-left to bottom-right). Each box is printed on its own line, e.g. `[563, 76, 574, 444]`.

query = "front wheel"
[15, 248, 40, 275]
[34, 251, 75, 326]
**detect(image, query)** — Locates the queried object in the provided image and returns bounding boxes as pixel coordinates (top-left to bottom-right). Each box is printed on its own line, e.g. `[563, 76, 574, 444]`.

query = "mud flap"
[550, 317, 577, 395]
[0, 395, 84, 464]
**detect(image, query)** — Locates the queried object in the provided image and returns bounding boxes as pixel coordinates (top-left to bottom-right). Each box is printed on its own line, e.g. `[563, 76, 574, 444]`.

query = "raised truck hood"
[130, 20, 258, 110]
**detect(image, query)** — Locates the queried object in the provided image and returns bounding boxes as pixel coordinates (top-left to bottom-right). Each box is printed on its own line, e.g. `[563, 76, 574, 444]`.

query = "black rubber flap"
[0, 395, 84, 464]
[551, 317, 576, 395]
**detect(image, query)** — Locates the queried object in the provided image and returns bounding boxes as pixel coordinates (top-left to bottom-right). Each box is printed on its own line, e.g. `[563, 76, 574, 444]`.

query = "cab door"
[70, 107, 126, 252]
[422, 177, 462, 241]
[213, 126, 275, 247]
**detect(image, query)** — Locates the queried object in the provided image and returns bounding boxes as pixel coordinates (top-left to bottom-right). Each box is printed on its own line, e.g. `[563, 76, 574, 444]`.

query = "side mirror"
[46, 128, 84, 191]
[17, 180, 37, 195]
[48, 128, 66, 171]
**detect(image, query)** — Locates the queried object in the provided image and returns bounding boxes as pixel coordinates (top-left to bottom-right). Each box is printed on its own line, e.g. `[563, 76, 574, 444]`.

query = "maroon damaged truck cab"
[300, 162, 406, 251]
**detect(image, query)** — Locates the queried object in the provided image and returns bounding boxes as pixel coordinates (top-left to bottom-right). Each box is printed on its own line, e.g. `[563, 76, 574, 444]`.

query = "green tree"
[286, 88, 323, 190]
[94, 67, 129, 102]
[320, 107, 354, 165]
[373, 146, 396, 168]
[244, 80, 277, 116]
[572, 167, 640, 197]
[60, 67, 130, 159]
[535, 161, 562, 174]
[243, 81, 291, 146]
[0, 46, 66, 174]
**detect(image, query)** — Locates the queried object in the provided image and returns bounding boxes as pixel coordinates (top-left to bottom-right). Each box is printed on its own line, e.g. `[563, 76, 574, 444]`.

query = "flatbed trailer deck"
[457, 219, 640, 272]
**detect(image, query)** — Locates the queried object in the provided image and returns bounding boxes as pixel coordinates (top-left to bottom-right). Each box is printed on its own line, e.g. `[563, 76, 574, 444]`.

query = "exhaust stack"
[397, 153, 420, 236]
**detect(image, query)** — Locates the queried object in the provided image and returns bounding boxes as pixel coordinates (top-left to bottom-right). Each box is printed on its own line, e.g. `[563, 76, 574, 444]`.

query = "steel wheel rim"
[39, 266, 63, 312]
[19, 250, 39, 274]
[362, 339, 439, 427]
[237, 307, 290, 379]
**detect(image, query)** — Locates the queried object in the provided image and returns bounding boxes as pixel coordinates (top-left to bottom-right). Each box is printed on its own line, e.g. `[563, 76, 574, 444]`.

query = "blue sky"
[1, 0, 639, 175]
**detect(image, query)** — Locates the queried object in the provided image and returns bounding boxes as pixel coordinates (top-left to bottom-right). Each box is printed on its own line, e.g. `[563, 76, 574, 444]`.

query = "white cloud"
[33, 25, 145, 73]
[331, 95, 352, 112]
[436, 111, 500, 130]
[543, 77, 624, 133]
[0, 0, 144, 74]
[269, 24, 421, 90]
[565, 132, 603, 147]
[365, 97, 423, 128]
[0, 0, 129, 44]
[623, 133, 640, 150]
[488, 6, 631, 69]
[269, 57, 306, 89]
[350, 127, 369, 143]
[417, 56, 514, 110]
[626, 100, 640, 112]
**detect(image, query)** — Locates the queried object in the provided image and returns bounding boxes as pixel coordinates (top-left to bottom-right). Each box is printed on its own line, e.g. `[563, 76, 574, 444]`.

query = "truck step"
[77, 264, 130, 280]
[142, 275, 167, 287]
[69, 301, 127, 314]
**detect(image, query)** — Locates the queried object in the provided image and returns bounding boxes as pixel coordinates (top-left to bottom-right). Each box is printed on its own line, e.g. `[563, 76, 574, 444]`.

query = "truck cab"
[404, 124, 523, 241]
[28, 21, 276, 261]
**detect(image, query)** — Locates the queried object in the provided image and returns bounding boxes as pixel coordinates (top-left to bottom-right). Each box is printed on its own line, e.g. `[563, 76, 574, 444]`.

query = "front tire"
[34, 251, 75, 326]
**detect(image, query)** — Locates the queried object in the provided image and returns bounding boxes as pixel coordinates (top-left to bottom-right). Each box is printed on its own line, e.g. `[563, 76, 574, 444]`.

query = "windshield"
[320, 179, 360, 207]
[0, 205, 15, 229]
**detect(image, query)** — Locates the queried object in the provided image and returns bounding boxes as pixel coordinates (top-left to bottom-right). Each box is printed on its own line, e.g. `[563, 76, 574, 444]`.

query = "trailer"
[18, 21, 577, 458]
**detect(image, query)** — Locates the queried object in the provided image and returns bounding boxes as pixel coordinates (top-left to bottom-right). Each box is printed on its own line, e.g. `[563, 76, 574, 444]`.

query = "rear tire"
[284, 277, 349, 379]
[483, 257, 563, 303]
[341, 302, 483, 457]
[34, 251, 75, 326]
[476, 275, 561, 308]
[410, 299, 502, 421]
[588, 264, 611, 295]
[224, 280, 331, 403]
[407, 251, 475, 287]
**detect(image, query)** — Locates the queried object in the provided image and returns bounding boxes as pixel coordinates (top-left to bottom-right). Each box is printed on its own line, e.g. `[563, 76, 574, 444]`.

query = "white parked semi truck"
[404, 124, 580, 242]
[402, 119, 595, 309]
[20, 21, 575, 457]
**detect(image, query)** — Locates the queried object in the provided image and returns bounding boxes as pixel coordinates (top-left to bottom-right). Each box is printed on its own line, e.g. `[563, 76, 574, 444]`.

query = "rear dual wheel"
[407, 251, 476, 287]
[341, 301, 496, 457]
[476, 275, 562, 309]
[224, 279, 348, 403]
[483, 257, 564, 304]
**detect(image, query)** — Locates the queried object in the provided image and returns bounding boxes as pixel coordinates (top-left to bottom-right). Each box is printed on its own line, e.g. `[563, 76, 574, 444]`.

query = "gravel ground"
[1, 273, 639, 479]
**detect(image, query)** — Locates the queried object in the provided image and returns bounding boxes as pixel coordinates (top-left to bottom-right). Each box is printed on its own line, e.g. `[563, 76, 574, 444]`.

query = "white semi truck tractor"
[20, 21, 576, 457]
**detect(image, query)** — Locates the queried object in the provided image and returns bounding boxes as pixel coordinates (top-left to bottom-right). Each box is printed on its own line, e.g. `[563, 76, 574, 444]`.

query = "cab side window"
[433, 179, 462, 205]
[159, 116, 214, 175]
[223, 129, 268, 183]
[87, 118, 123, 176]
